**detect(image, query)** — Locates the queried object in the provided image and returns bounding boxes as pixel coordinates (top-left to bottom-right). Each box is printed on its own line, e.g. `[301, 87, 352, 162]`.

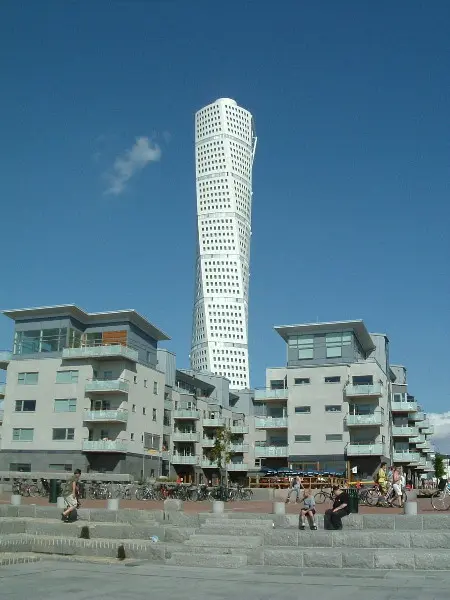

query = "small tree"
[209, 427, 234, 485]
[433, 453, 446, 480]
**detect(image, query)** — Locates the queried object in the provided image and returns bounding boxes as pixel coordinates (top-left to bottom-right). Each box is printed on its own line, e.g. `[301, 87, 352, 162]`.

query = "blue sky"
[0, 1, 449, 437]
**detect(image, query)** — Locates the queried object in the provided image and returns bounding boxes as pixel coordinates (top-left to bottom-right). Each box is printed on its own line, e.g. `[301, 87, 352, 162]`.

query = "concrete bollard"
[403, 501, 418, 515]
[272, 501, 286, 515]
[107, 498, 120, 511]
[57, 496, 65, 509]
[212, 501, 225, 514]
[163, 498, 183, 512]
[11, 494, 22, 506]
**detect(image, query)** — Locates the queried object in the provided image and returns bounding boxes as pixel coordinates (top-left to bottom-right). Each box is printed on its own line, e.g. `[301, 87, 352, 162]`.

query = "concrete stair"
[167, 553, 248, 568]
[185, 534, 263, 549]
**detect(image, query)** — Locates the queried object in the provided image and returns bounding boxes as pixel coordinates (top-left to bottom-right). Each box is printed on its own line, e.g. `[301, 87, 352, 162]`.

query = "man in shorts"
[62, 469, 81, 522]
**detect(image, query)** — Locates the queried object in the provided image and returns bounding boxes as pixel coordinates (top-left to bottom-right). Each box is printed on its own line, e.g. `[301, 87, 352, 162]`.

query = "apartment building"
[0, 305, 169, 478]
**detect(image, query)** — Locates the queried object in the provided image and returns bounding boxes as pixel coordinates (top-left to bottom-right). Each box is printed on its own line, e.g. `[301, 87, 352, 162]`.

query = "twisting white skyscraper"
[190, 98, 256, 389]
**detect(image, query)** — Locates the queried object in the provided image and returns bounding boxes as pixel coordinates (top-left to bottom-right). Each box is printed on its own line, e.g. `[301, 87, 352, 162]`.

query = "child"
[299, 489, 317, 530]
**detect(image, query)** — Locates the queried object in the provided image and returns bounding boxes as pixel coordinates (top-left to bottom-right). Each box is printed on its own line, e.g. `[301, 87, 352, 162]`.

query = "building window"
[325, 376, 341, 383]
[270, 379, 285, 390]
[294, 435, 311, 442]
[15, 400, 36, 412]
[294, 378, 310, 385]
[134, 376, 137, 384]
[298, 336, 314, 359]
[326, 434, 343, 442]
[9, 463, 31, 472]
[132, 404, 136, 413]
[52, 428, 75, 441]
[17, 372, 38, 385]
[49, 464, 72, 472]
[143, 407, 146, 415]
[14, 328, 68, 355]
[103, 371, 113, 380]
[153, 381, 158, 395]
[352, 375, 373, 385]
[152, 408, 157, 422]
[325, 405, 342, 412]
[130, 433, 134, 441]
[144, 380, 148, 388]
[326, 332, 352, 358]
[56, 370, 79, 384]
[294, 406, 311, 414]
[54, 399, 77, 413]
[12, 428, 34, 442]
[393, 393, 405, 402]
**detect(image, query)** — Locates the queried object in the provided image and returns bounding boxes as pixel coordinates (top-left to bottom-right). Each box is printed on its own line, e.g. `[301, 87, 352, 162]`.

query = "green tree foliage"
[433, 453, 446, 480]
[209, 427, 234, 483]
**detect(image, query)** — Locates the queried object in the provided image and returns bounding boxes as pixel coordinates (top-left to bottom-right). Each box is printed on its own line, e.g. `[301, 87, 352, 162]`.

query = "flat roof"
[2, 304, 170, 342]
[274, 320, 376, 353]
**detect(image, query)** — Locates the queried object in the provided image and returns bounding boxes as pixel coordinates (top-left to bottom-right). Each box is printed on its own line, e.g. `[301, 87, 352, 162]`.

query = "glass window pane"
[20, 331, 40, 354]
[54, 400, 67, 412]
[52, 428, 66, 440]
[298, 348, 314, 359]
[41, 329, 60, 352]
[326, 347, 342, 358]
[298, 336, 314, 346]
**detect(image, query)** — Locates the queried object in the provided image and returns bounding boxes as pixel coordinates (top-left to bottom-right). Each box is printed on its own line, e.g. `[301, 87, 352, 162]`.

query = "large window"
[54, 398, 77, 412]
[12, 428, 34, 442]
[49, 464, 73, 472]
[15, 400, 36, 412]
[18, 372, 38, 385]
[56, 370, 79, 384]
[9, 463, 31, 472]
[325, 405, 342, 412]
[325, 376, 341, 383]
[294, 378, 310, 385]
[326, 434, 343, 441]
[352, 375, 373, 385]
[295, 406, 311, 414]
[326, 332, 352, 358]
[52, 428, 75, 441]
[14, 328, 67, 355]
[294, 435, 311, 442]
[288, 335, 314, 359]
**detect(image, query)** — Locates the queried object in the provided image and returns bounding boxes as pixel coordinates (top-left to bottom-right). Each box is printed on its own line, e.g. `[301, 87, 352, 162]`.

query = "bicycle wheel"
[431, 491, 450, 511]
[189, 489, 199, 502]
[28, 484, 39, 497]
[365, 489, 380, 506]
[135, 487, 145, 501]
[314, 491, 327, 504]
[241, 488, 252, 501]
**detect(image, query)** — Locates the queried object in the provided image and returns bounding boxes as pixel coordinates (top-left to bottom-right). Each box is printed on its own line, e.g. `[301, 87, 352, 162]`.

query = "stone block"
[164, 527, 195, 542]
[17, 505, 36, 518]
[362, 514, 395, 530]
[368, 532, 411, 549]
[394, 515, 423, 530]
[264, 529, 298, 546]
[342, 549, 375, 568]
[374, 550, 415, 569]
[332, 531, 372, 548]
[414, 550, 450, 570]
[0, 519, 26, 535]
[423, 515, 450, 530]
[298, 531, 333, 548]
[200, 526, 266, 537]
[35, 506, 65, 520]
[272, 501, 285, 515]
[86, 509, 117, 523]
[343, 515, 364, 530]
[263, 548, 303, 567]
[162, 512, 200, 527]
[163, 499, 183, 513]
[169, 552, 247, 568]
[303, 550, 342, 569]
[410, 532, 450, 549]
[186, 534, 262, 548]
[246, 547, 264, 566]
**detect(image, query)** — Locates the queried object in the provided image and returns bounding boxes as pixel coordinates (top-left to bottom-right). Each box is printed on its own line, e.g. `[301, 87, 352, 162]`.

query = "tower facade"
[190, 98, 256, 389]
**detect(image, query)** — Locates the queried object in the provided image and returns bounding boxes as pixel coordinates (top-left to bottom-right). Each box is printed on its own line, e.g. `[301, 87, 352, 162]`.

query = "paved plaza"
[1, 560, 450, 600]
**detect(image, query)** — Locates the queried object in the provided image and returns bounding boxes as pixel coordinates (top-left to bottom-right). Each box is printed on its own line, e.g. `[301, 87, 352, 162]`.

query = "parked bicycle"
[431, 480, 450, 511]
[314, 489, 336, 504]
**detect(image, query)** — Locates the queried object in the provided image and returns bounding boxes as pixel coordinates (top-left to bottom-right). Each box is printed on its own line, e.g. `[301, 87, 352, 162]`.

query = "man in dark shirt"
[324, 486, 350, 530]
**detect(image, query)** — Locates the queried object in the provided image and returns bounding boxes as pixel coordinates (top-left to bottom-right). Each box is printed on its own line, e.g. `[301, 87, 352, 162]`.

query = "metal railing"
[172, 432, 199, 442]
[172, 409, 200, 419]
[392, 426, 419, 437]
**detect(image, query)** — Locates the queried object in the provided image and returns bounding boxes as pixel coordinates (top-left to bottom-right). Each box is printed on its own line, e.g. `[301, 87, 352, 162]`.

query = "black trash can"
[49, 479, 60, 504]
[348, 487, 359, 514]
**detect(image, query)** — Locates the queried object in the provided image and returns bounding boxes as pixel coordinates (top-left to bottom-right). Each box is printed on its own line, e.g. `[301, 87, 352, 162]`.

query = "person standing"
[392, 465, 404, 508]
[286, 475, 303, 504]
[324, 486, 350, 530]
[62, 469, 81, 522]
[374, 461, 388, 497]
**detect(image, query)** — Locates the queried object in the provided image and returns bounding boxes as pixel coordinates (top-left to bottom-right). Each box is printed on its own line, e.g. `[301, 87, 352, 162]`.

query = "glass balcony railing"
[83, 410, 128, 423]
[412, 412, 425, 422]
[393, 451, 421, 463]
[164, 400, 173, 411]
[172, 409, 200, 419]
[255, 446, 289, 457]
[85, 379, 129, 394]
[345, 383, 383, 397]
[392, 426, 419, 437]
[0, 351, 12, 368]
[203, 418, 226, 427]
[230, 443, 249, 453]
[230, 425, 249, 434]
[255, 417, 288, 428]
[63, 345, 138, 362]
[171, 455, 198, 465]
[202, 438, 216, 447]
[227, 463, 248, 471]
[82, 439, 128, 452]
[346, 413, 384, 427]
[422, 424, 434, 435]
[410, 434, 425, 444]
[346, 443, 385, 456]
[391, 401, 418, 413]
[254, 388, 288, 401]
[172, 432, 199, 442]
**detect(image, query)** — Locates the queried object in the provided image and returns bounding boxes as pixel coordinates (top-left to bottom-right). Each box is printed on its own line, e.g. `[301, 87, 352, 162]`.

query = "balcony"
[227, 463, 248, 471]
[419, 419, 430, 430]
[200, 459, 217, 468]
[393, 451, 421, 463]
[83, 410, 128, 423]
[392, 426, 419, 437]
[0, 383, 5, 398]
[85, 379, 129, 394]
[391, 400, 418, 413]
[164, 400, 173, 411]
[0, 351, 11, 369]
[255, 417, 288, 428]
[422, 424, 434, 435]
[82, 439, 128, 453]
[412, 412, 425, 422]
[230, 443, 249, 453]
[410, 434, 425, 444]
[255, 445, 289, 457]
[346, 443, 385, 456]
[171, 454, 198, 465]
[424, 461, 434, 471]
[230, 425, 249, 434]
[0, 409, 3, 422]
[202, 438, 216, 447]
[161, 451, 170, 461]
[172, 431, 199, 443]
[345, 383, 383, 398]
[203, 418, 226, 427]
[172, 409, 200, 419]
[63, 345, 138, 362]
[346, 413, 384, 427]
[254, 388, 288, 401]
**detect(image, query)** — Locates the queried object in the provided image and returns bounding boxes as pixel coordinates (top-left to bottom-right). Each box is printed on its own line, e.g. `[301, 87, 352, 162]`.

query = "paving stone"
[168, 552, 247, 568]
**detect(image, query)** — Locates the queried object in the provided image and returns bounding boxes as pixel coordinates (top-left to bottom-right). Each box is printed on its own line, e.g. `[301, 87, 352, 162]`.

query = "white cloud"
[104, 136, 161, 195]
[428, 412, 450, 453]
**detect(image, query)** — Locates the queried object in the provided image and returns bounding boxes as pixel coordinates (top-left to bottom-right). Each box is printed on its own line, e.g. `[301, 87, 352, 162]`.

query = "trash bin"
[49, 479, 60, 504]
[348, 487, 359, 514]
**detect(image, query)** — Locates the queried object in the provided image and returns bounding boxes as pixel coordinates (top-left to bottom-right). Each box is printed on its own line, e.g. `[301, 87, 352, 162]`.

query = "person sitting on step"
[299, 489, 317, 530]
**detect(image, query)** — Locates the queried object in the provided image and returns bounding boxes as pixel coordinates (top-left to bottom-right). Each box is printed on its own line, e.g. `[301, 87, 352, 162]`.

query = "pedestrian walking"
[299, 489, 317, 530]
[391, 465, 404, 508]
[61, 468, 81, 522]
[285, 475, 303, 503]
[324, 486, 350, 530]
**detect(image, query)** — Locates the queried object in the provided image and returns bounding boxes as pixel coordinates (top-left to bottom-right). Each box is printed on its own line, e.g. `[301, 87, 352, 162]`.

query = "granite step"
[201, 518, 275, 530]
[197, 526, 271, 536]
[185, 534, 263, 549]
[167, 552, 248, 569]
